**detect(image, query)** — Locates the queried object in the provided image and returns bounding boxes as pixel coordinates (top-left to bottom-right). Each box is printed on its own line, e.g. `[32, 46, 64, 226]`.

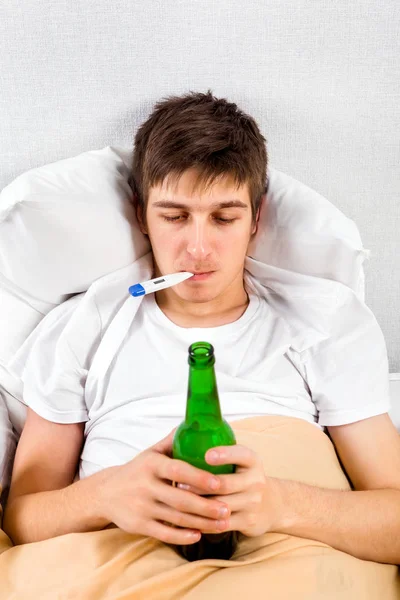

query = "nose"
[186, 217, 212, 259]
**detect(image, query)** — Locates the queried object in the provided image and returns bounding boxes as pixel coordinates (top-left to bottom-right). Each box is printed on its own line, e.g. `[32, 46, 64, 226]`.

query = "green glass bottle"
[172, 341, 238, 561]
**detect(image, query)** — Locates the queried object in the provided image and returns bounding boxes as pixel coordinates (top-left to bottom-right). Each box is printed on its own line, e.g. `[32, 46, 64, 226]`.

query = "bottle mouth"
[189, 342, 214, 357]
[188, 341, 215, 366]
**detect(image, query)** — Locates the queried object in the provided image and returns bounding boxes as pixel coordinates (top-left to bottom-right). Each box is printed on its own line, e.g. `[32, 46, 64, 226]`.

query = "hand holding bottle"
[178, 444, 284, 538]
[99, 428, 231, 545]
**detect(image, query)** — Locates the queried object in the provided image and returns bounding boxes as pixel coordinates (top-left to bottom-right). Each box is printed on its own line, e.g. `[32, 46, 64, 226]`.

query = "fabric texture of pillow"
[0, 146, 369, 433]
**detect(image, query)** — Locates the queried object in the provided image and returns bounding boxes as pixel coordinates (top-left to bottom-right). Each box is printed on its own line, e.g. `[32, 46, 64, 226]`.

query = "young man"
[4, 91, 400, 565]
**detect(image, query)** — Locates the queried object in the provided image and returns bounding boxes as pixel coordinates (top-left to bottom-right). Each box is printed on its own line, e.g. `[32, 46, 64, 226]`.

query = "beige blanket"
[0, 416, 399, 599]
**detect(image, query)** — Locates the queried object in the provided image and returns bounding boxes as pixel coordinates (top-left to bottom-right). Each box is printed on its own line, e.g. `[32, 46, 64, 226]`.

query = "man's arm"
[276, 413, 400, 564]
[3, 408, 110, 545]
[4, 408, 233, 546]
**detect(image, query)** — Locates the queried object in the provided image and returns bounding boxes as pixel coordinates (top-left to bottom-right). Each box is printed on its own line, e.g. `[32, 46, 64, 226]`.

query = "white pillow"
[248, 168, 369, 299]
[0, 146, 369, 427]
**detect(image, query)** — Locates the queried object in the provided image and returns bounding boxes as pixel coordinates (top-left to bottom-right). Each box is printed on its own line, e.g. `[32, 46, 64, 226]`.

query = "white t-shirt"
[13, 256, 391, 480]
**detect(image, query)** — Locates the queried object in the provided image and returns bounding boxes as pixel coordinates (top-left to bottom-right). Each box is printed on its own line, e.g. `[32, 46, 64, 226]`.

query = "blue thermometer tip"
[128, 284, 145, 297]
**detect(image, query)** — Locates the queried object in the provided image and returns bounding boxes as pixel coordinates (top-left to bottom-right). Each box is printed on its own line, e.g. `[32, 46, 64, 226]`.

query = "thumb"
[152, 426, 178, 456]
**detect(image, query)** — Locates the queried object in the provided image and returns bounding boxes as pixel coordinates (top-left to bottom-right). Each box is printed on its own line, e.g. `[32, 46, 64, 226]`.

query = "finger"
[144, 520, 201, 546]
[215, 471, 250, 495]
[205, 444, 257, 469]
[214, 509, 265, 537]
[211, 511, 243, 534]
[152, 427, 178, 456]
[157, 456, 221, 493]
[155, 480, 230, 521]
[153, 502, 228, 534]
[179, 471, 249, 496]
[177, 483, 209, 495]
[212, 491, 249, 513]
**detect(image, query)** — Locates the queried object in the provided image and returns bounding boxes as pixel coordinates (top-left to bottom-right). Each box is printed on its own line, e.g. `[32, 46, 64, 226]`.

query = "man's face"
[137, 168, 260, 304]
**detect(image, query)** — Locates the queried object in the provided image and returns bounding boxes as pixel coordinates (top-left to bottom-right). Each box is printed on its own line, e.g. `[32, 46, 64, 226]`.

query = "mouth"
[187, 271, 215, 282]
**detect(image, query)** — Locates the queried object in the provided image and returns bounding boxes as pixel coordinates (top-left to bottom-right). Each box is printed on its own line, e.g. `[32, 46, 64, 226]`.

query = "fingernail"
[219, 506, 229, 518]
[216, 520, 227, 530]
[209, 478, 219, 490]
[208, 450, 219, 462]
[178, 483, 190, 490]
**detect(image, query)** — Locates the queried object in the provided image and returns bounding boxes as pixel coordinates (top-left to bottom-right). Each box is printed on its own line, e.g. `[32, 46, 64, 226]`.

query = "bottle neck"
[185, 363, 223, 424]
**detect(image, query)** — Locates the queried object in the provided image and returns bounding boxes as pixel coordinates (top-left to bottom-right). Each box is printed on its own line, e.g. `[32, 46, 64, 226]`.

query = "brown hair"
[130, 89, 268, 224]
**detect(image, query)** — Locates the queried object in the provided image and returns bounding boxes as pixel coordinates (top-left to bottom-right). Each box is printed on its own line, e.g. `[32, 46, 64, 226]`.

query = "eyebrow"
[151, 199, 248, 210]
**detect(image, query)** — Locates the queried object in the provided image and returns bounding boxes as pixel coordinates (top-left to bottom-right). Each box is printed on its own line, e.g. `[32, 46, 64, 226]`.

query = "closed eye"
[162, 215, 236, 224]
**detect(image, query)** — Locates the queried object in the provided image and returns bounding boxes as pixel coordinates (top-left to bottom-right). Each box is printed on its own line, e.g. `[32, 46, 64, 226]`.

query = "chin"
[176, 289, 219, 304]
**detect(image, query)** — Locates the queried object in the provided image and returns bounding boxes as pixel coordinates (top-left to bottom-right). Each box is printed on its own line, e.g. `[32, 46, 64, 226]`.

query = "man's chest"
[86, 314, 307, 420]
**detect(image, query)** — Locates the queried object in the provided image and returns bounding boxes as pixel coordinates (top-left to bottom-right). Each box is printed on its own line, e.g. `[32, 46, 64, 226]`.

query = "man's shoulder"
[245, 267, 344, 354]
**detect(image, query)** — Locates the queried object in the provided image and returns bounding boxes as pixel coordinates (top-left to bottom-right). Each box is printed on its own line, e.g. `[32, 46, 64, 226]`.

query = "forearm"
[3, 468, 111, 545]
[275, 478, 400, 565]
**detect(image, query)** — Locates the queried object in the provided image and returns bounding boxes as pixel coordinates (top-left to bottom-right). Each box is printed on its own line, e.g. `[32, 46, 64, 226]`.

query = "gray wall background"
[1, 0, 399, 371]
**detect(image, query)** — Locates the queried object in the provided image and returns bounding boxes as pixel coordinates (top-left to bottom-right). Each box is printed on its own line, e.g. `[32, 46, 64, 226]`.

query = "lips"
[188, 271, 214, 281]
[180, 268, 215, 273]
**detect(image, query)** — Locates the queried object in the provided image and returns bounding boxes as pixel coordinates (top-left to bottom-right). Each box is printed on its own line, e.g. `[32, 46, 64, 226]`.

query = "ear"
[251, 194, 265, 236]
[132, 192, 148, 235]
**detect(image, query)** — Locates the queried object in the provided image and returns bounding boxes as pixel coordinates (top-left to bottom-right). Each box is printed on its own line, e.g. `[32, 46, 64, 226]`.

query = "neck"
[155, 273, 249, 328]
